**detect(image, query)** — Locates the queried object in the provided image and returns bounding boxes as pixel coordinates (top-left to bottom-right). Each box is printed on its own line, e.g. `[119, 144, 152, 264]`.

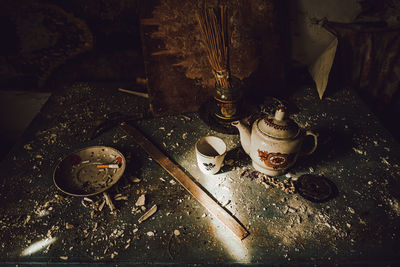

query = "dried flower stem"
[197, 5, 231, 88]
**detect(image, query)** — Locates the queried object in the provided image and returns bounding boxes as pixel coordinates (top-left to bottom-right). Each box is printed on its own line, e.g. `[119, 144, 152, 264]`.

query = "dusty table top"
[0, 83, 399, 265]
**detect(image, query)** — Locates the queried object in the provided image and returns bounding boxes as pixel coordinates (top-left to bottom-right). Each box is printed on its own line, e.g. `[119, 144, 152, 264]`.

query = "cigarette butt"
[97, 164, 120, 169]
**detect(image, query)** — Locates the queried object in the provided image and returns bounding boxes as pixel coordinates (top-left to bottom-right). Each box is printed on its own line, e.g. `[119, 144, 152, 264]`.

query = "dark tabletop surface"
[0, 82, 399, 265]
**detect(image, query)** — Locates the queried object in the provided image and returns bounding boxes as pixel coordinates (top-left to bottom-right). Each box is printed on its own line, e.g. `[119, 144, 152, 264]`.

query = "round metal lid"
[257, 108, 299, 139]
[296, 174, 337, 202]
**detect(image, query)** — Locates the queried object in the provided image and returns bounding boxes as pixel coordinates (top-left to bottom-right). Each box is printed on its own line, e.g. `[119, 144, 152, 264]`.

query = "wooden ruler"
[120, 123, 249, 240]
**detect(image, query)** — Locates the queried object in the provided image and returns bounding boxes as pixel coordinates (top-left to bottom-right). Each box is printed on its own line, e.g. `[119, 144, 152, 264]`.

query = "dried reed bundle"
[196, 5, 231, 89]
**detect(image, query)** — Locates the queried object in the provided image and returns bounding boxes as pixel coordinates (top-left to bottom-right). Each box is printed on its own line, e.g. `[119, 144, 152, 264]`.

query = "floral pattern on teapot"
[258, 149, 296, 169]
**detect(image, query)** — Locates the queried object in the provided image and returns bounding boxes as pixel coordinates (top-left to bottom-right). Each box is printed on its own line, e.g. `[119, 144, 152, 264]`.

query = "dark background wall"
[0, 0, 399, 160]
[0, 0, 144, 90]
[0, 0, 145, 159]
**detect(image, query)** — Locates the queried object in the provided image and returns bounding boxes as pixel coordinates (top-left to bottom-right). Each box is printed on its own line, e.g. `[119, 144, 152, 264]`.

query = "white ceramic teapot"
[232, 108, 318, 176]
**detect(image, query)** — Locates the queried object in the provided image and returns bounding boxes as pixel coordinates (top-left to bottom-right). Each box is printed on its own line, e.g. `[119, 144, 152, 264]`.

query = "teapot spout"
[231, 120, 251, 155]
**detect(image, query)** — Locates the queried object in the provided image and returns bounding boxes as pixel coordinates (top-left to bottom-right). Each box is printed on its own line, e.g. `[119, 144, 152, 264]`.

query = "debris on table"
[242, 169, 296, 194]
[2, 84, 400, 263]
[225, 159, 234, 166]
[348, 206, 355, 214]
[83, 197, 93, 202]
[98, 199, 106, 211]
[130, 177, 142, 183]
[182, 133, 188, 140]
[138, 204, 158, 224]
[222, 200, 231, 207]
[173, 229, 180, 236]
[352, 147, 366, 155]
[146, 231, 155, 237]
[23, 215, 31, 226]
[110, 251, 118, 259]
[24, 144, 33, 150]
[135, 194, 146, 206]
[114, 194, 128, 201]
[103, 192, 115, 212]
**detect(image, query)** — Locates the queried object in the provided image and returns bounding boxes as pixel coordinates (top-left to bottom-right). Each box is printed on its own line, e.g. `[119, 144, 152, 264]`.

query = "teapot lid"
[257, 108, 299, 139]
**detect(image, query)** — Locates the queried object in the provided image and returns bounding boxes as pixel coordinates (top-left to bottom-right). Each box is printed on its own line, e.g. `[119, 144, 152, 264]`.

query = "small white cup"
[195, 136, 227, 175]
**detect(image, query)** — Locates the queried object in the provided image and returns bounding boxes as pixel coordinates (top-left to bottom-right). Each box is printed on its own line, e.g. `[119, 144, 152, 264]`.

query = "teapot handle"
[300, 130, 318, 156]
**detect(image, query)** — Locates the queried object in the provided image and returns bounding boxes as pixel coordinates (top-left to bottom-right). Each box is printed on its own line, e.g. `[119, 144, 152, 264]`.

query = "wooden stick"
[120, 123, 249, 240]
[118, 88, 149, 98]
